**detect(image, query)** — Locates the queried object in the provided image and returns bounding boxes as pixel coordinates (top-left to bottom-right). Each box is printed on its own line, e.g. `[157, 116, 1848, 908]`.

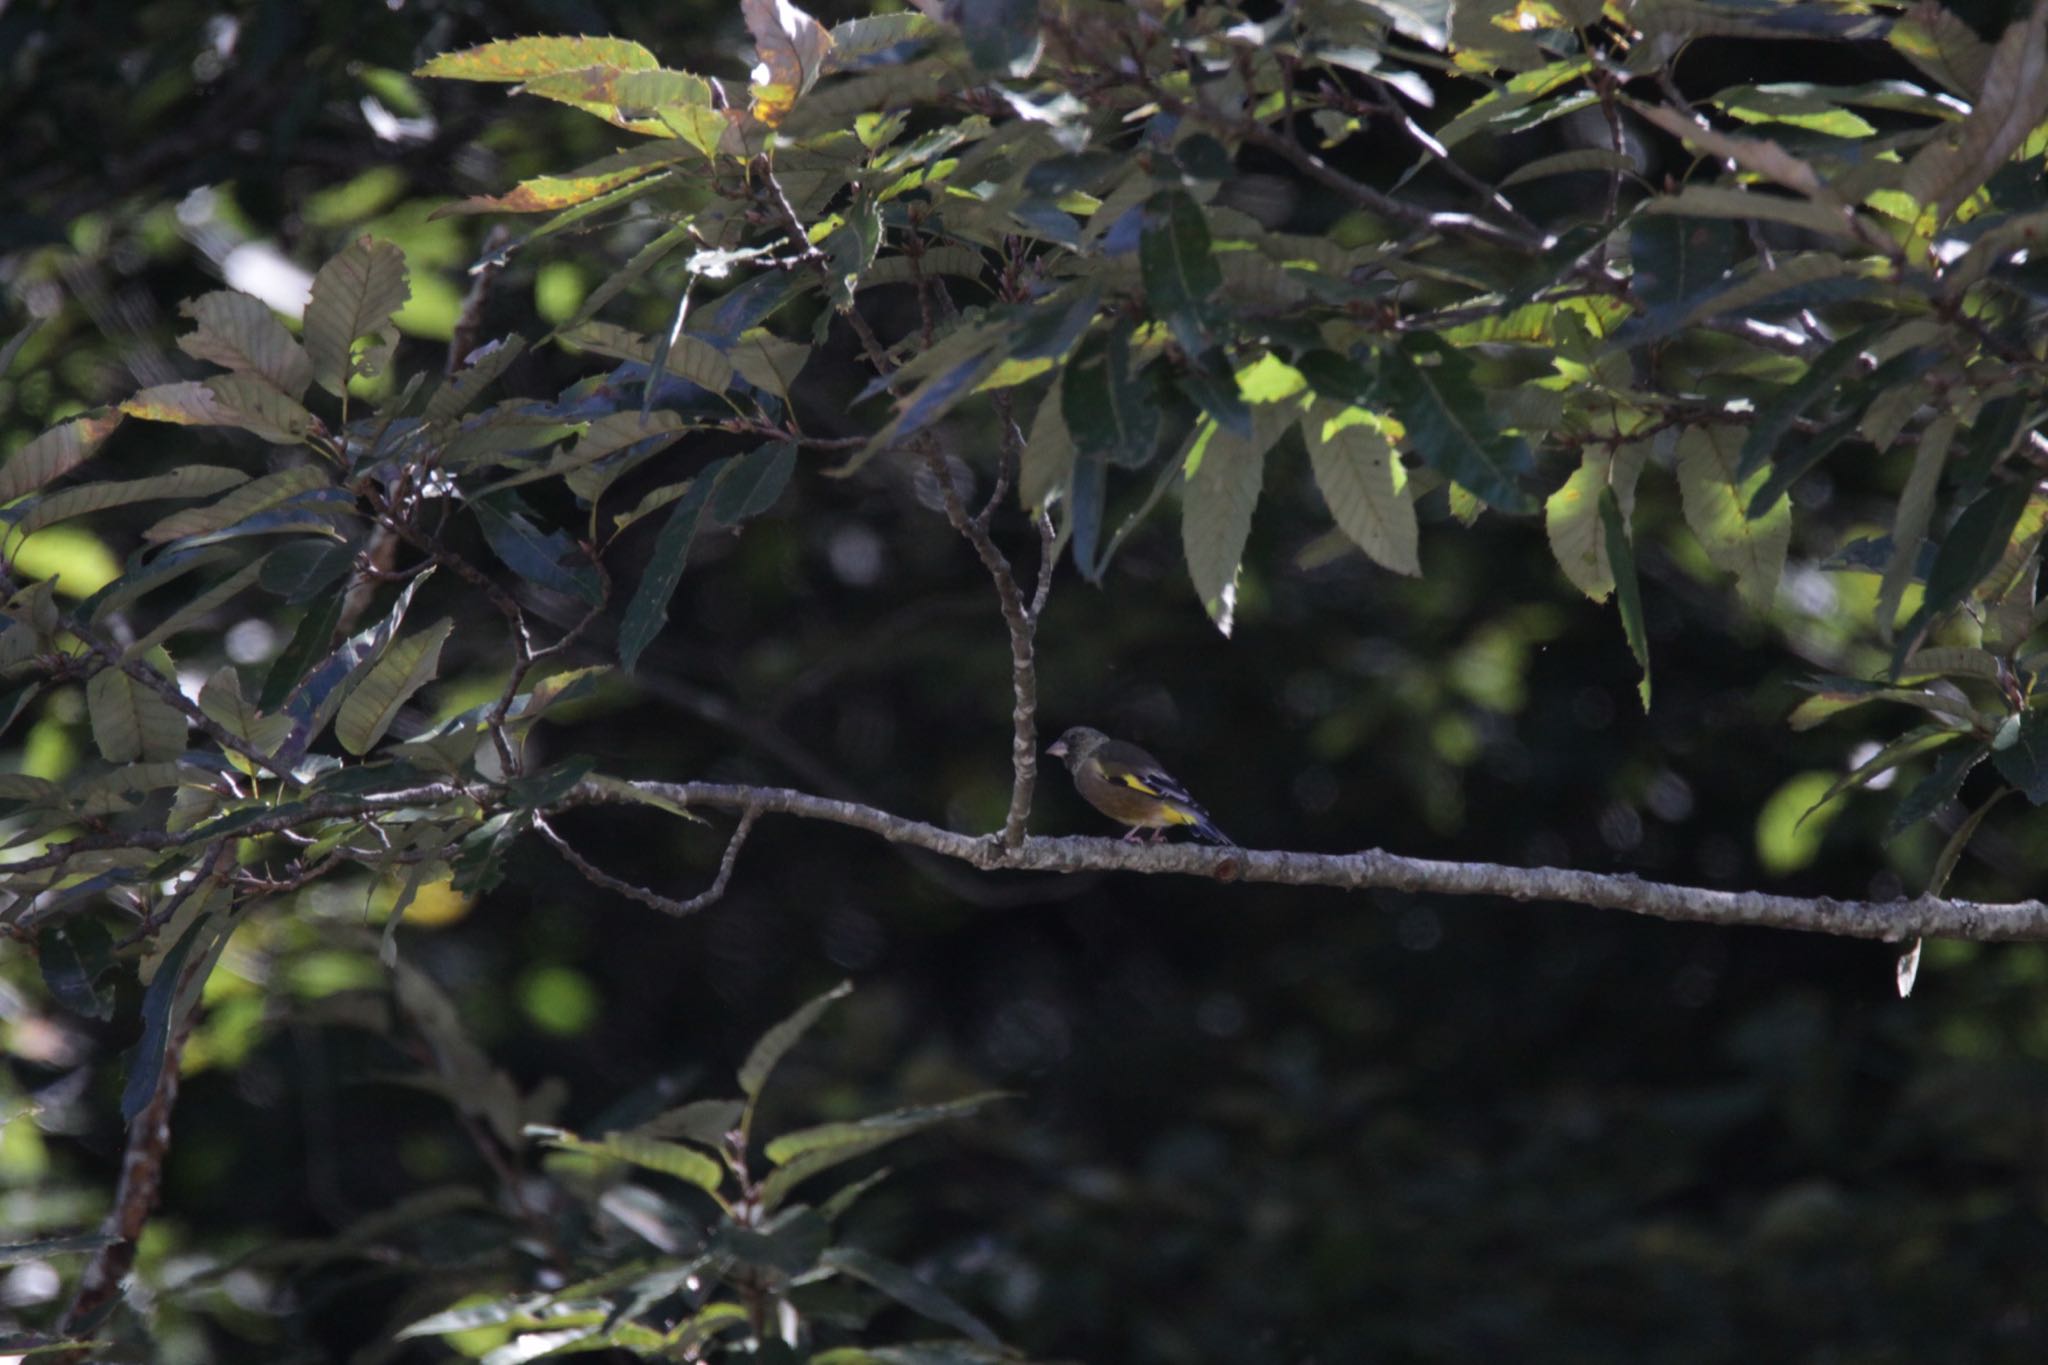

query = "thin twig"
[535, 808, 757, 917]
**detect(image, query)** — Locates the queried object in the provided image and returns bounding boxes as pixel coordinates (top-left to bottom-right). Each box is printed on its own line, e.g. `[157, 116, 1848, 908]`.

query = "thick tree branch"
[567, 780, 2048, 943]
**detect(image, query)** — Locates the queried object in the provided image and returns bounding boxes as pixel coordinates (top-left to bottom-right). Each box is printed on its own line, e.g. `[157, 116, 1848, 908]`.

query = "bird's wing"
[1097, 757, 1201, 809]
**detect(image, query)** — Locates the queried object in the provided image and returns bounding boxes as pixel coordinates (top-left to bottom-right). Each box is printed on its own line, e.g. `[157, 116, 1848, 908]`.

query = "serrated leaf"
[1994, 708, 2048, 803]
[1889, 740, 1987, 835]
[1737, 324, 1881, 479]
[9, 466, 247, 536]
[260, 592, 345, 712]
[745, 0, 834, 126]
[739, 979, 851, 1101]
[438, 167, 663, 218]
[1802, 725, 1957, 827]
[86, 665, 187, 763]
[1140, 189, 1221, 354]
[711, 442, 797, 525]
[0, 411, 122, 502]
[416, 36, 660, 82]
[205, 374, 321, 444]
[178, 291, 313, 400]
[560, 321, 734, 394]
[1379, 338, 1534, 513]
[470, 492, 602, 604]
[729, 329, 811, 401]
[633, 1098, 745, 1148]
[1601, 487, 1651, 710]
[125, 555, 270, 660]
[1645, 184, 1864, 240]
[1894, 481, 2035, 670]
[426, 336, 530, 425]
[39, 916, 116, 1021]
[764, 1093, 1009, 1165]
[1629, 213, 1738, 323]
[336, 618, 453, 755]
[1180, 410, 1279, 635]
[1900, 3, 2048, 223]
[1878, 413, 1957, 636]
[197, 664, 289, 756]
[1305, 403, 1417, 576]
[1545, 441, 1648, 601]
[1019, 377, 1075, 512]
[961, 0, 1043, 76]
[1676, 425, 1789, 614]
[143, 466, 331, 543]
[304, 238, 411, 398]
[1063, 325, 1160, 469]
[531, 1126, 724, 1193]
[122, 905, 224, 1122]
[618, 461, 725, 673]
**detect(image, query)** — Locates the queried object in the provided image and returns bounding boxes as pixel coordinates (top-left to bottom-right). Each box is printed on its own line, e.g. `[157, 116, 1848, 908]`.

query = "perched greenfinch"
[1046, 726, 1234, 845]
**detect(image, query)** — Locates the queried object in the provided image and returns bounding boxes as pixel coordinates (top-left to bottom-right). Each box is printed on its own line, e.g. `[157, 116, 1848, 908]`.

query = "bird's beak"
[1047, 740, 1067, 758]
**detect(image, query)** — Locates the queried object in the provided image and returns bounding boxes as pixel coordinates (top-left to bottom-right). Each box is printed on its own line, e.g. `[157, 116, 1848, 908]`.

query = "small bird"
[1046, 726, 1234, 845]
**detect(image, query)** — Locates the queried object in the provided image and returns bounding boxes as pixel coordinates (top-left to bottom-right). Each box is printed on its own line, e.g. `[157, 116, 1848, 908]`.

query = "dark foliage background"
[5, 1, 2048, 1361]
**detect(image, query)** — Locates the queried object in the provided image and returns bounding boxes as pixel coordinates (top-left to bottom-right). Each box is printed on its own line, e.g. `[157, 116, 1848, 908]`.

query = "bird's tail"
[1180, 804, 1234, 846]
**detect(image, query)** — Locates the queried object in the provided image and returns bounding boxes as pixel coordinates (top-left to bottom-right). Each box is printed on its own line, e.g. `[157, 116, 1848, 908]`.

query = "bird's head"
[1047, 726, 1106, 767]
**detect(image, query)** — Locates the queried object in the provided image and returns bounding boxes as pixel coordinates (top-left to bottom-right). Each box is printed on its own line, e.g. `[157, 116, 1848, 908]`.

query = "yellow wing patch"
[1113, 772, 1166, 796]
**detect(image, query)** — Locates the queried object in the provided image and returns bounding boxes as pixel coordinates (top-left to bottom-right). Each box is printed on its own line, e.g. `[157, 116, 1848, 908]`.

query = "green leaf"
[0, 411, 123, 502]
[1019, 377, 1075, 512]
[961, 0, 1042, 75]
[739, 979, 852, 1101]
[1877, 413, 1957, 637]
[711, 442, 798, 525]
[86, 665, 186, 763]
[1629, 215, 1737, 325]
[561, 321, 734, 394]
[10, 466, 247, 536]
[1802, 725, 1957, 827]
[818, 1247, 998, 1347]
[304, 237, 411, 397]
[1069, 446, 1107, 581]
[1900, 3, 2048, 223]
[1737, 325, 1881, 479]
[1993, 708, 2048, 804]
[426, 336, 530, 425]
[122, 902, 226, 1122]
[177, 290, 313, 400]
[335, 618, 453, 754]
[1379, 337, 1535, 514]
[618, 460, 726, 674]
[1140, 189, 1222, 354]
[143, 466, 331, 543]
[125, 556, 271, 661]
[530, 1126, 724, 1194]
[1675, 426, 1790, 614]
[1894, 481, 2035, 671]
[1889, 741, 1987, 836]
[1181, 407, 1283, 635]
[1600, 488, 1650, 710]
[1545, 441, 1649, 602]
[1305, 403, 1417, 576]
[39, 916, 116, 1021]
[1063, 325, 1160, 469]
[471, 492, 602, 604]
[1929, 786, 2011, 897]
[744, 0, 835, 125]
[258, 541, 354, 604]
[416, 35, 660, 82]
[764, 1093, 1012, 1166]
[260, 592, 345, 713]
[633, 1098, 744, 1148]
